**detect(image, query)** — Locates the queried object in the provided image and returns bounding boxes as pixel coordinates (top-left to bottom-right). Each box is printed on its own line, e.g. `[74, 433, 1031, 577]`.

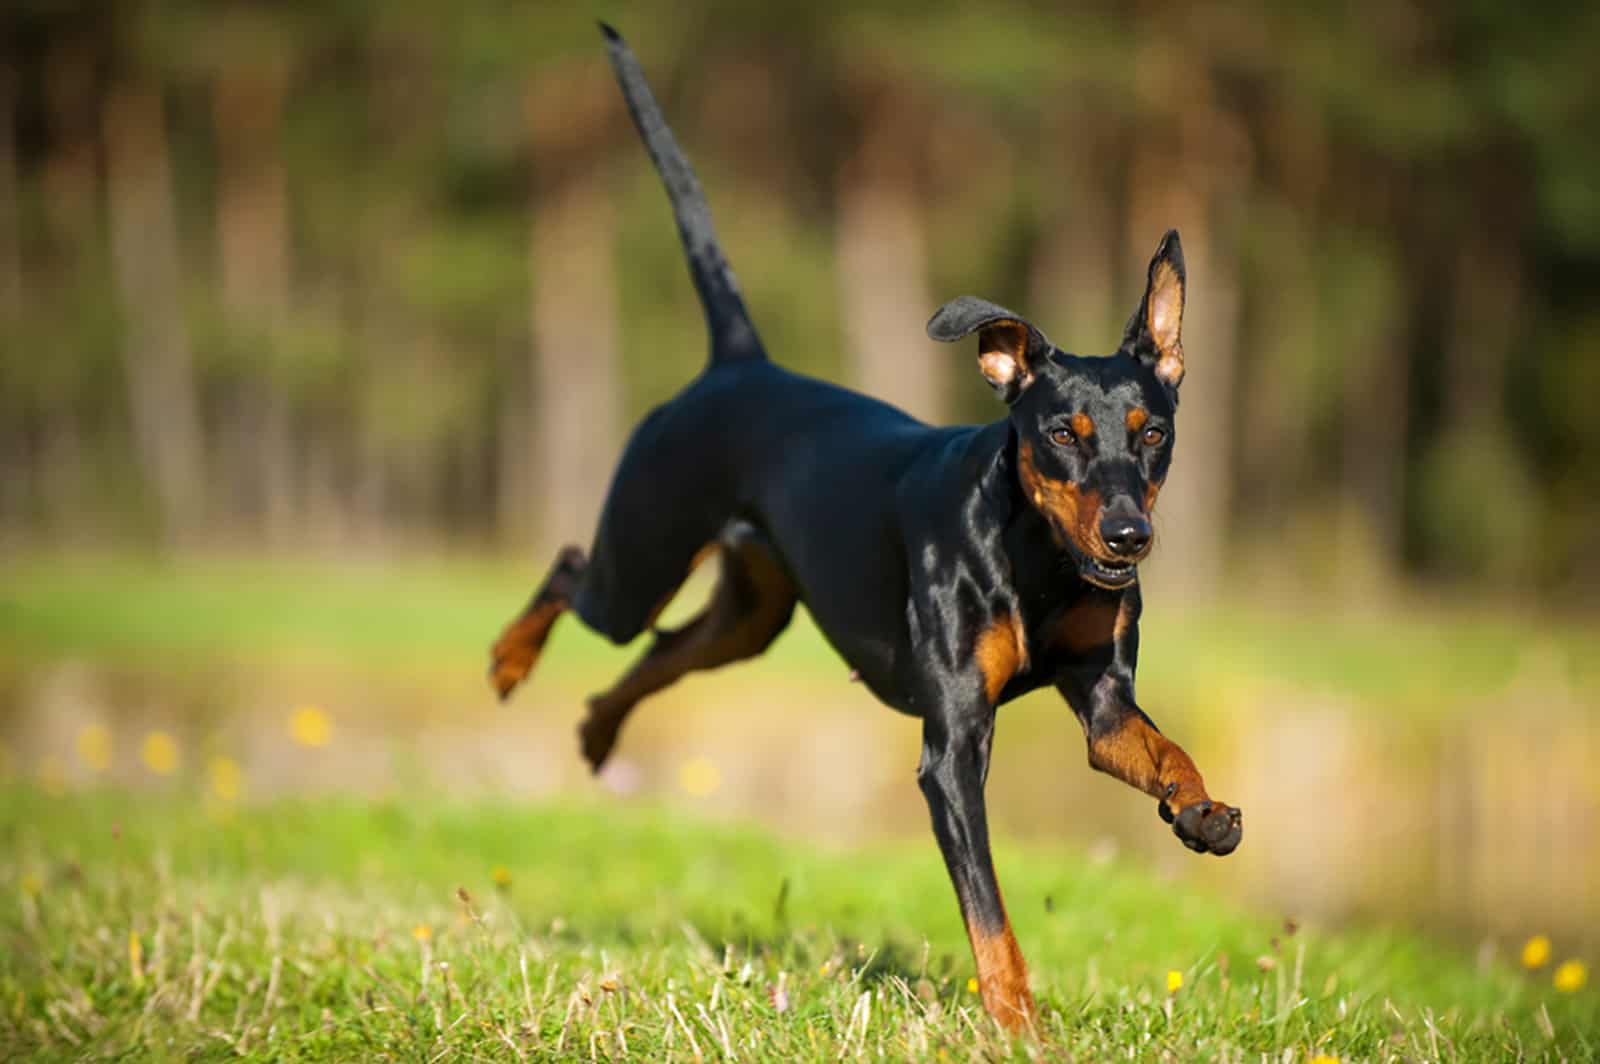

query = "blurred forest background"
[3, 1, 1600, 958]
[1, 0, 1598, 596]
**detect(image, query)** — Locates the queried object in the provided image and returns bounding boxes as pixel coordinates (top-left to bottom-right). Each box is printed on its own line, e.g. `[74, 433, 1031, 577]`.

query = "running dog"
[490, 23, 1242, 1032]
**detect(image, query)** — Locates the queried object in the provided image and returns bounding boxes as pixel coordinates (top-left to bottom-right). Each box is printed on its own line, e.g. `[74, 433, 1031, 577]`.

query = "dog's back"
[574, 351, 953, 673]
[580, 25, 970, 678]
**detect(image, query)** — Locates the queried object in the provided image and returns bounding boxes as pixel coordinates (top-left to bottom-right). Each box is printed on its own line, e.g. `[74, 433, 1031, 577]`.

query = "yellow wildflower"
[1308, 1056, 1340, 1064]
[492, 866, 512, 890]
[1166, 969, 1184, 993]
[1522, 935, 1552, 969]
[76, 724, 112, 773]
[678, 756, 721, 797]
[289, 705, 332, 748]
[412, 923, 432, 943]
[1554, 960, 1587, 993]
[128, 930, 145, 985]
[140, 732, 179, 776]
[208, 756, 243, 802]
[966, 977, 979, 994]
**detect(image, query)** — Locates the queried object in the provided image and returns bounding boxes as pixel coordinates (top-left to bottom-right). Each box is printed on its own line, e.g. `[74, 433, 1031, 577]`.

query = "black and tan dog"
[491, 24, 1241, 1032]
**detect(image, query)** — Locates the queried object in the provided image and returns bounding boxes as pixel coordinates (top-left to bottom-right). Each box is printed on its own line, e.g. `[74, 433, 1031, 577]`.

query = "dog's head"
[928, 231, 1187, 590]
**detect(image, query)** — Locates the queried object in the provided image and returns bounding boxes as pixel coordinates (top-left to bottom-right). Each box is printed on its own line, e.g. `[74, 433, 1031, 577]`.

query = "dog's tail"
[600, 23, 762, 364]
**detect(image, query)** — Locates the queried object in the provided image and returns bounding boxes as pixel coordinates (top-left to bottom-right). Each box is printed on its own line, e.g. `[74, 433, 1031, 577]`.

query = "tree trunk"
[836, 100, 943, 424]
[1445, 227, 1522, 432]
[28, 43, 102, 526]
[531, 176, 622, 550]
[1029, 111, 1119, 351]
[1125, 105, 1244, 599]
[1335, 280, 1407, 596]
[1432, 216, 1529, 583]
[1135, 211, 1238, 602]
[0, 67, 21, 530]
[0, 66, 19, 319]
[214, 54, 296, 544]
[1235, 102, 1327, 591]
[496, 329, 534, 546]
[1235, 213, 1315, 574]
[1326, 148, 1406, 595]
[103, 83, 206, 549]
[41, 42, 98, 259]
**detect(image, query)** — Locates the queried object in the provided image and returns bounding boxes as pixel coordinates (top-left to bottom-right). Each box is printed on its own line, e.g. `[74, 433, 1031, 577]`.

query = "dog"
[490, 23, 1242, 1033]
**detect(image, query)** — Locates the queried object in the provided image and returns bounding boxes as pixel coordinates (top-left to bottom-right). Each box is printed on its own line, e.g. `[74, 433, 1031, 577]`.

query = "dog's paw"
[1159, 787, 1242, 856]
[578, 703, 622, 774]
[488, 640, 534, 701]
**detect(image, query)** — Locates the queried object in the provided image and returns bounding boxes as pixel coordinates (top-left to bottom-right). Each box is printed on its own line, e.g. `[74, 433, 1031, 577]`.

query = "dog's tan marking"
[1125, 407, 1148, 433]
[974, 613, 1027, 704]
[1113, 593, 1136, 642]
[1018, 440, 1107, 560]
[978, 351, 1018, 387]
[1053, 598, 1121, 653]
[964, 912, 1036, 1033]
[580, 532, 798, 772]
[977, 319, 1034, 393]
[489, 546, 586, 700]
[1144, 477, 1164, 515]
[1147, 259, 1185, 387]
[1070, 412, 1095, 440]
[1088, 711, 1210, 811]
[490, 599, 565, 698]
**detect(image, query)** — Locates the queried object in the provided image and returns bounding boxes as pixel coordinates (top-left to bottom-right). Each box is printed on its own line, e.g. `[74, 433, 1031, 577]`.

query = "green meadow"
[2, 791, 1595, 1062]
[1, 556, 1597, 1060]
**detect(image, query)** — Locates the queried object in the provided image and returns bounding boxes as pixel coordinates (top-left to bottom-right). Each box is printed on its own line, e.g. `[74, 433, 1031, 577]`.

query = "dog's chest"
[1010, 587, 1125, 688]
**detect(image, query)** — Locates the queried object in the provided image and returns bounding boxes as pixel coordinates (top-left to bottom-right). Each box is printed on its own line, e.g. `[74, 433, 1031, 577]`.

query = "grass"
[2, 788, 1595, 1061]
[3, 555, 1598, 1058]
[1, 553, 1597, 713]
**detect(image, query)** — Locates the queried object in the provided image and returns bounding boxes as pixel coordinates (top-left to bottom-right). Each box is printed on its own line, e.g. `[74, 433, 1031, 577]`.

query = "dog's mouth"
[1033, 507, 1146, 590]
[1079, 554, 1138, 589]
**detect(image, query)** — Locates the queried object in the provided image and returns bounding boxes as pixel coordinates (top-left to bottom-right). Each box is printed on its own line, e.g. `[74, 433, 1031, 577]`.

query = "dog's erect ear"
[927, 296, 1051, 403]
[1122, 230, 1186, 389]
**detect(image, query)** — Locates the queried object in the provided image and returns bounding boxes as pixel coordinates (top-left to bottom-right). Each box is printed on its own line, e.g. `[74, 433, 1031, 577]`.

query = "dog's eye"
[1141, 427, 1166, 447]
[1049, 427, 1076, 447]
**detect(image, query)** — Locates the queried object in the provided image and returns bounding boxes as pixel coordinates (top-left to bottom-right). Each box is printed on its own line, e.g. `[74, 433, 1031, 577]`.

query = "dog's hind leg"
[579, 520, 797, 772]
[489, 545, 588, 700]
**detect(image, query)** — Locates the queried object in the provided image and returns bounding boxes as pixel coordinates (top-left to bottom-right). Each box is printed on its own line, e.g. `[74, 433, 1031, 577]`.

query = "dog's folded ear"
[927, 297, 1051, 404]
[1122, 230, 1186, 390]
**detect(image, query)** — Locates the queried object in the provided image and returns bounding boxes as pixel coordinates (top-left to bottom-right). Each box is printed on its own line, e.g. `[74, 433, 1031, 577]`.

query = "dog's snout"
[1100, 515, 1152, 558]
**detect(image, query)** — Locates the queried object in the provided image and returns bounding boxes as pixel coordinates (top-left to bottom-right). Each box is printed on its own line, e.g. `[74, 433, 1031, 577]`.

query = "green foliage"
[2, 1, 1599, 591]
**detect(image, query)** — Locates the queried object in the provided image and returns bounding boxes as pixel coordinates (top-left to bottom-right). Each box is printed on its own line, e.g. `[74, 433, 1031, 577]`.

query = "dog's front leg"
[917, 710, 1037, 1032]
[1060, 667, 1242, 855]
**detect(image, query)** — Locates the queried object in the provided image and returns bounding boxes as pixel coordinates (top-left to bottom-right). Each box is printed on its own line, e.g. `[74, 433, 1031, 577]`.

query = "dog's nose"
[1100, 515, 1151, 558]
